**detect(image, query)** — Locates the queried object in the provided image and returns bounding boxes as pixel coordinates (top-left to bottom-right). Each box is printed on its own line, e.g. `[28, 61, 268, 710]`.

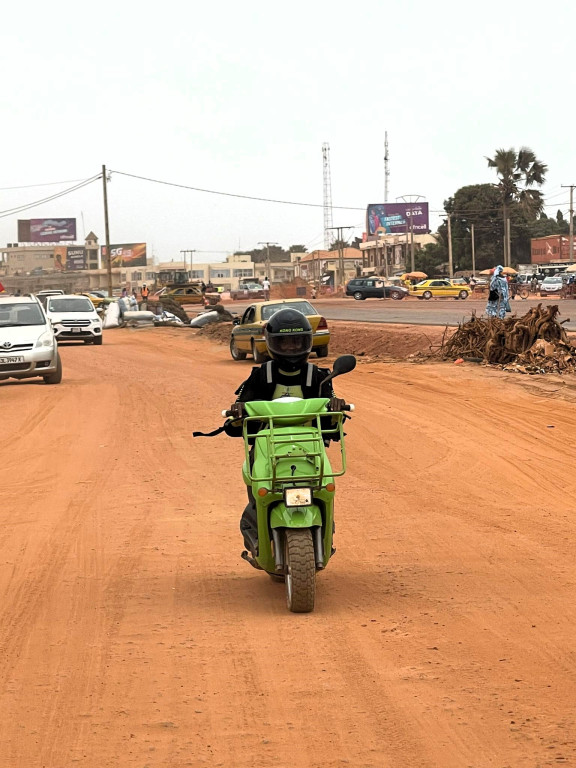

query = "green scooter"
[223, 355, 356, 613]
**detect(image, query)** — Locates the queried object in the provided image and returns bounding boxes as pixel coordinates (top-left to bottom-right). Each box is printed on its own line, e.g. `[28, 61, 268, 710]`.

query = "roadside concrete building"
[359, 233, 438, 276]
[294, 248, 363, 289]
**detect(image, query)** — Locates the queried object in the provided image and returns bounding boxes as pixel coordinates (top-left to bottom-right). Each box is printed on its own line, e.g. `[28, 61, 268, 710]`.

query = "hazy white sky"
[2, 0, 574, 263]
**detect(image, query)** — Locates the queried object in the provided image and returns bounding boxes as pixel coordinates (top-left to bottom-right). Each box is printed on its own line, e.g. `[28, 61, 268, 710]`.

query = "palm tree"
[486, 147, 547, 265]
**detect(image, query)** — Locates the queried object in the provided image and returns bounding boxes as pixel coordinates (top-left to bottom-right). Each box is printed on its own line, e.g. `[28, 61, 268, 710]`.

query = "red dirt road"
[1, 326, 576, 767]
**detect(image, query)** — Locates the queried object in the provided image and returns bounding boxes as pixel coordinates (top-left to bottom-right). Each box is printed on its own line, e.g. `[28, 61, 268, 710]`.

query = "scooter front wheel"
[284, 529, 316, 613]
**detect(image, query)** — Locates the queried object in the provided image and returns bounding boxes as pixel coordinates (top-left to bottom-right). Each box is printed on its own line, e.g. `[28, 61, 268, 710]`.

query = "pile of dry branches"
[438, 305, 576, 372]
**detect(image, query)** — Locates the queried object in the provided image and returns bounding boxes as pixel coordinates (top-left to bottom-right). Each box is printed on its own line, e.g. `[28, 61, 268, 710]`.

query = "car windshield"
[543, 276, 562, 283]
[0, 302, 45, 327]
[48, 298, 94, 312]
[261, 301, 315, 320]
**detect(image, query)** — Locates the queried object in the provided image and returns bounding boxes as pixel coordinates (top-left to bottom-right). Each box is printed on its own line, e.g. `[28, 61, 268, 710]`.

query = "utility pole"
[447, 213, 453, 278]
[471, 223, 476, 276]
[180, 250, 196, 279]
[258, 242, 278, 281]
[397, 194, 425, 273]
[327, 226, 353, 289]
[384, 132, 390, 203]
[102, 165, 112, 297]
[561, 184, 575, 263]
[506, 217, 511, 268]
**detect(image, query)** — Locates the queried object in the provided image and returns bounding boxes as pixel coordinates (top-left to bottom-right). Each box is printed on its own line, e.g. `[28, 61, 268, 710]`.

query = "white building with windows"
[157, 253, 256, 290]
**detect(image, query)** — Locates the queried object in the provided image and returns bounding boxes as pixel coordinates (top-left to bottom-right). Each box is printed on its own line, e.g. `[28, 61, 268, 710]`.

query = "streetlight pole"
[562, 184, 575, 263]
[180, 250, 196, 280]
[258, 242, 278, 282]
[102, 165, 112, 297]
[471, 223, 476, 276]
[397, 194, 425, 273]
[326, 226, 353, 289]
[447, 213, 454, 278]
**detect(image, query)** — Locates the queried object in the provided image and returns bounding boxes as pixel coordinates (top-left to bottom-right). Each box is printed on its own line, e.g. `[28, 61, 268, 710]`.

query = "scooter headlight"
[284, 487, 312, 507]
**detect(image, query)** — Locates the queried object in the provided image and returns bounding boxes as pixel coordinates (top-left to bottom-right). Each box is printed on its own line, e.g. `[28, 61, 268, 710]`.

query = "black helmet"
[264, 308, 313, 371]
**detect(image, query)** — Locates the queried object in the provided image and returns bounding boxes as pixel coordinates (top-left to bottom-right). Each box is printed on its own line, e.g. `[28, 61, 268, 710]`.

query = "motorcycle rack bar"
[242, 412, 347, 488]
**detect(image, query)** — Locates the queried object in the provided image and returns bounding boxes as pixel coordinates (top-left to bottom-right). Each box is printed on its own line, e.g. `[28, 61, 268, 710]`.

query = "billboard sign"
[101, 243, 147, 268]
[53, 245, 87, 270]
[18, 218, 77, 243]
[66, 246, 86, 270]
[366, 203, 429, 236]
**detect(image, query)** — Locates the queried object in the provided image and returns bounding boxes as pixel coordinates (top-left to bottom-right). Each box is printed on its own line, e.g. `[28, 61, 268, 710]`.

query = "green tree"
[486, 147, 547, 264]
[329, 238, 354, 252]
[445, 184, 504, 271]
[415, 241, 447, 275]
[288, 244, 308, 253]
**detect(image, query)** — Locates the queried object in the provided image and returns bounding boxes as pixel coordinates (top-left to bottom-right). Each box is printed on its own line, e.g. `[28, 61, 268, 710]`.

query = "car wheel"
[43, 353, 62, 385]
[252, 340, 268, 364]
[458, 290, 468, 300]
[93, 335, 103, 345]
[230, 337, 247, 360]
[422, 291, 433, 300]
[316, 345, 328, 358]
[353, 292, 365, 301]
[390, 291, 402, 300]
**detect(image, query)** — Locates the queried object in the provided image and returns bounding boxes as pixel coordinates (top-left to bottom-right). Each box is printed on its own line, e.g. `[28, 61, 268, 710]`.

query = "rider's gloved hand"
[328, 397, 346, 412]
[229, 402, 245, 420]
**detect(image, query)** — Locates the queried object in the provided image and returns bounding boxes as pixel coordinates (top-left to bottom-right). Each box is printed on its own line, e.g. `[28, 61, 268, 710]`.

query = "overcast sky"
[2, 0, 574, 263]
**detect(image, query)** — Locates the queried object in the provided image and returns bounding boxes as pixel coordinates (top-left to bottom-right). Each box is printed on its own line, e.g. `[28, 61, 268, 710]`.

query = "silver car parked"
[0, 296, 62, 384]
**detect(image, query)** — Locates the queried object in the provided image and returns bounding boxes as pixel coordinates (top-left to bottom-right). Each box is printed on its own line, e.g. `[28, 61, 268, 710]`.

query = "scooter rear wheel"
[284, 529, 316, 613]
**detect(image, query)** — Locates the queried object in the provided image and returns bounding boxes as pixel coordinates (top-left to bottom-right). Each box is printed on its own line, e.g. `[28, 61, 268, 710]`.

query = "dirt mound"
[196, 320, 446, 360]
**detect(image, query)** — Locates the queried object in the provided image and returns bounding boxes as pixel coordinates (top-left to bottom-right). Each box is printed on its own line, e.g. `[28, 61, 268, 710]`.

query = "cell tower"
[322, 143, 334, 250]
[384, 131, 390, 202]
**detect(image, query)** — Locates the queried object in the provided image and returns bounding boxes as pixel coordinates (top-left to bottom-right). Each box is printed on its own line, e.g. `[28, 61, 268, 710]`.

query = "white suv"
[0, 296, 62, 384]
[44, 294, 103, 345]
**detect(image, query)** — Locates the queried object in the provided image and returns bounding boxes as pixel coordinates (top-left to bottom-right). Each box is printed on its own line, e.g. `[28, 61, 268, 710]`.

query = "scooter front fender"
[270, 503, 322, 529]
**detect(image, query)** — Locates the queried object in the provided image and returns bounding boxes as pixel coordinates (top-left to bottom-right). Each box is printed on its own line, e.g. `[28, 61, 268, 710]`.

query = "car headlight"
[36, 330, 55, 348]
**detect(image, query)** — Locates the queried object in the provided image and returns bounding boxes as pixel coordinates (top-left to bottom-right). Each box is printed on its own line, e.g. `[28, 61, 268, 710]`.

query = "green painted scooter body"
[241, 398, 347, 574]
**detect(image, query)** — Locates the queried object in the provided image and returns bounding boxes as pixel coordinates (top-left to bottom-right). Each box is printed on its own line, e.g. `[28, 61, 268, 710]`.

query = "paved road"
[225, 296, 576, 330]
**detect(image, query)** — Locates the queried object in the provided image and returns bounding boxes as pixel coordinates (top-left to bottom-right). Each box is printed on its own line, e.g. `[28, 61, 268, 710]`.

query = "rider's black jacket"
[224, 360, 337, 440]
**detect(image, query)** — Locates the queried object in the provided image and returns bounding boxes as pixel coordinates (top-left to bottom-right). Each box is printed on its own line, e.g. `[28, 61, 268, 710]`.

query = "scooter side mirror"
[317, 354, 357, 396]
[332, 354, 357, 376]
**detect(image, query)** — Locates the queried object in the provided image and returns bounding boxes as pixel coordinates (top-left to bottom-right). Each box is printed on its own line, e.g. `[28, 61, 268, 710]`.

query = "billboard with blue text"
[366, 203, 429, 236]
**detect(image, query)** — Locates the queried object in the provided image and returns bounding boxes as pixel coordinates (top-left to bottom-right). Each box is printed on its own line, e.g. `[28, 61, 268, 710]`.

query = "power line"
[0, 174, 102, 220]
[0, 178, 90, 191]
[110, 169, 364, 211]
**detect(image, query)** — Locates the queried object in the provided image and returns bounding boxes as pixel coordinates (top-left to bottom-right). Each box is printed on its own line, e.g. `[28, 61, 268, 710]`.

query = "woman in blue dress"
[485, 265, 510, 319]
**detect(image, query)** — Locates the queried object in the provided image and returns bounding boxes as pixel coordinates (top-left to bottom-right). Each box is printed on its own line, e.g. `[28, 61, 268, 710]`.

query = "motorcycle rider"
[224, 308, 346, 553]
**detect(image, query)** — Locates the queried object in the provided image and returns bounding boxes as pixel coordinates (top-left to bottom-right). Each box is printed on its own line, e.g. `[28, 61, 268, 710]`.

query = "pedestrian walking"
[262, 276, 271, 301]
[485, 265, 510, 319]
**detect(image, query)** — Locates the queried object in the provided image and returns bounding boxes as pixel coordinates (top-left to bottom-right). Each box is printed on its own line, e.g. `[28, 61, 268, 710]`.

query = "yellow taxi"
[77, 292, 115, 309]
[410, 279, 471, 300]
[230, 299, 330, 363]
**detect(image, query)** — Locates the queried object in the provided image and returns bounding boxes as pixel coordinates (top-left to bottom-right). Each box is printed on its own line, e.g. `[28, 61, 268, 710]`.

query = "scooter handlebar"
[222, 409, 233, 418]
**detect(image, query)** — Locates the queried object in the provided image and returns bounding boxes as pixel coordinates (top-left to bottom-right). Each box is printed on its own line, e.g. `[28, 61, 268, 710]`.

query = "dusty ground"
[199, 319, 448, 361]
[2, 325, 576, 767]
